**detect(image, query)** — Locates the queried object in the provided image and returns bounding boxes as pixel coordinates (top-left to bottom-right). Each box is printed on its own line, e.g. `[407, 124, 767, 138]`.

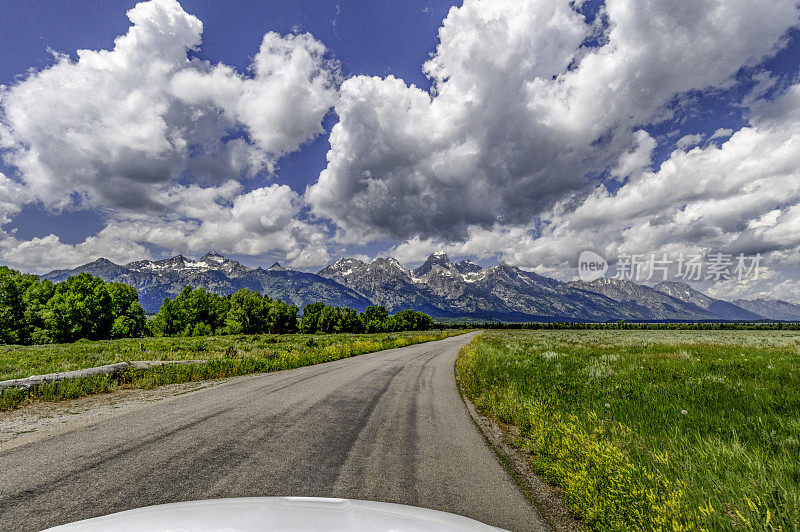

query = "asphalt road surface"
[0, 333, 549, 531]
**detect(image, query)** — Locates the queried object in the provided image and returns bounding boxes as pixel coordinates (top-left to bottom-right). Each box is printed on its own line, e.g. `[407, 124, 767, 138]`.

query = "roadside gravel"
[0, 379, 226, 452]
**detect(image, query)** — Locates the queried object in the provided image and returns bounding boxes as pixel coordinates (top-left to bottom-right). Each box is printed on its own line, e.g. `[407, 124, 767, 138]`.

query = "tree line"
[148, 286, 433, 336]
[0, 267, 145, 344]
[298, 302, 433, 334]
[0, 267, 435, 345]
[148, 286, 298, 337]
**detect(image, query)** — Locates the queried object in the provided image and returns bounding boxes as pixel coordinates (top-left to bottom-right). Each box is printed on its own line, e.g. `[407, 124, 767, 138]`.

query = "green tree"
[337, 307, 364, 333]
[148, 297, 187, 337]
[387, 309, 414, 332]
[109, 316, 138, 339]
[268, 299, 299, 334]
[149, 287, 231, 337]
[42, 273, 113, 343]
[412, 311, 434, 331]
[317, 305, 340, 333]
[0, 267, 147, 345]
[386, 309, 434, 332]
[0, 266, 26, 344]
[361, 305, 389, 333]
[107, 282, 145, 338]
[300, 302, 325, 333]
[190, 322, 213, 336]
[363, 305, 389, 323]
[22, 277, 55, 344]
[226, 289, 267, 335]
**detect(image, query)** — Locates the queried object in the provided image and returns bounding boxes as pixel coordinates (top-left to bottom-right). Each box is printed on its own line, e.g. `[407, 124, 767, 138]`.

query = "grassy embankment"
[1, 330, 464, 411]
[456, 330, 800, 531]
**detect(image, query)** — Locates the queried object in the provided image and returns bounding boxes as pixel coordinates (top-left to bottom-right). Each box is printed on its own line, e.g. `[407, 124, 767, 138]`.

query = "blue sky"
[0, 1, 456, 87]
[1, 0, 799, 302]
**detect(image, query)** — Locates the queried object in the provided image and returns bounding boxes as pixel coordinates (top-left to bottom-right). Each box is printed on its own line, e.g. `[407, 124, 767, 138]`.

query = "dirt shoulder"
[0, 379, 230, 452]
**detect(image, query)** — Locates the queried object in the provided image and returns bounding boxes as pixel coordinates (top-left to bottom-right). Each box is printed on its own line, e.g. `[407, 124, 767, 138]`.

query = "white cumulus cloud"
[0, 0, 338, 270]
[0, 0, 338, 210]
[387, 78, 800, 299]
[308, 0, 799, 243]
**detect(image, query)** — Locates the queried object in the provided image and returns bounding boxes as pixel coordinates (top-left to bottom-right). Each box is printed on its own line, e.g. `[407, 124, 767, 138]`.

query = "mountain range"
[43, 251, 800, 321]
[45, 252, 371, 314]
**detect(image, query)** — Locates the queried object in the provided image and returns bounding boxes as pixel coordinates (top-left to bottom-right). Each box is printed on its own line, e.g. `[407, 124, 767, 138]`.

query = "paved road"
[0, 333, 549, 531]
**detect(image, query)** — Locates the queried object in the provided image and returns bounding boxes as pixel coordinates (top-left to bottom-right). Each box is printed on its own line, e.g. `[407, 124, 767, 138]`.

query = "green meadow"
[1, 330, 463, 411]
[456, 330, 800, 531]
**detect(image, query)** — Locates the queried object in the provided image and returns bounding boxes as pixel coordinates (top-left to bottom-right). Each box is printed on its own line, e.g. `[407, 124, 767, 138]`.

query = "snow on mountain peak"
[201, 251, 226, 263]
[371, 256, 403, 267]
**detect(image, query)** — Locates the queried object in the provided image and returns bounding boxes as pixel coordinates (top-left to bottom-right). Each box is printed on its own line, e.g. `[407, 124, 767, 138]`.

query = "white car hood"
[44, 497, 507, 531]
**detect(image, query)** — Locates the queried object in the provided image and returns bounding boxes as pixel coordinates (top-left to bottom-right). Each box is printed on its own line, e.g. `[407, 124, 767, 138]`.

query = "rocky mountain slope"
[731, 298, 800, 321]
[42, 251, 795, 321]
[567, 278, 720, 320]
[654, 282, 764, 321]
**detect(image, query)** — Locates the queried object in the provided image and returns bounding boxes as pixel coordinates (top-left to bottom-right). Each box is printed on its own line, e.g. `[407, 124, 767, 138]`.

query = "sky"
[1, 0, 800, 302]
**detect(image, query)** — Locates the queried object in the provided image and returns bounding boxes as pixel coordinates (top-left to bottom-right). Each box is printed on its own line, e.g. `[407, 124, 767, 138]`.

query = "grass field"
[0, 330, 463, 411]
[456, 330, 800, 531]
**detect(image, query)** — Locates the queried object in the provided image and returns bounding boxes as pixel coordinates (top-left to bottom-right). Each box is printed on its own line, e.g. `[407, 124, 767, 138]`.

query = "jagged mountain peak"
[413, 252, 457, 278]
[198, 252, 239, 270]
[491, 262, 528, 277]
[330, 257, 368, 272]
[317, 258, 371, 285]
[268, 262, 290, 272]
[484, 263, 553, 287]
[138, 254, 190, 269]
[201, 251, 227, 263]
[171, 254, 192, 265]
[455, 259, 483, 274]
[497, 262, 537, 273]
[569, 277, 724, 320]
[334, 257, 367, 265]
[428, 251, 452, 264]
[370, 257, 407, 271]
[88, 257, 118, 266]
[571, 277, 670, 297]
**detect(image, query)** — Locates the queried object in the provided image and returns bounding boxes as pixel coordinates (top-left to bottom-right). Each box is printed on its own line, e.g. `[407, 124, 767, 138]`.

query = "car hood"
[44, 497, 506, 531]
